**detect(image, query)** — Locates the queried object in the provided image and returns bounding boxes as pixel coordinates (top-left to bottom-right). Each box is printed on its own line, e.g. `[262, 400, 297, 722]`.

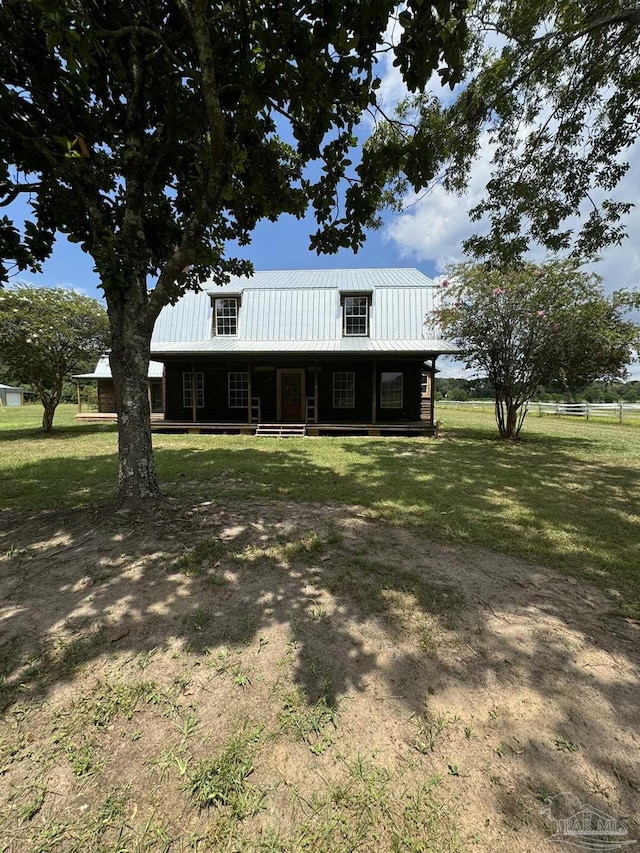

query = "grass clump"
[279, 688, 337, 751]
[232, 531, 328, 568]
[90, 680, 161, 727]
[187, 723, 265, 817]
[173, 538, 227, 577]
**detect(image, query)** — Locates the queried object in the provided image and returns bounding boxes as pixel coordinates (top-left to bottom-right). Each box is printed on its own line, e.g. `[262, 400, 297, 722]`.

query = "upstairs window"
[342, 295, 369, 336]
[214, 297, 239, 335]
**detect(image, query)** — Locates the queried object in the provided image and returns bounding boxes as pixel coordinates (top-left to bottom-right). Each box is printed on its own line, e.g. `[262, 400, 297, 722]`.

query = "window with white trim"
[380, 372, 403, 408]
[333, 372, 355, 408]
[183, 372, 204, 409]
[228, 371, 249, 408]
[214, 298, 238, 335]
[342, 295, 369, 336]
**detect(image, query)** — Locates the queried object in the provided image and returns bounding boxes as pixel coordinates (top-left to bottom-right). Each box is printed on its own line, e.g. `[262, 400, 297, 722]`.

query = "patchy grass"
[0, 497, 638, 851]
[187, 724, 265, 817]
[2, 403, 639, 614]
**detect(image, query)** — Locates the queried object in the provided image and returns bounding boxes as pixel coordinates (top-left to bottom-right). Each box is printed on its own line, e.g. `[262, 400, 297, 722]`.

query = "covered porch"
[157, 353, 439, 435]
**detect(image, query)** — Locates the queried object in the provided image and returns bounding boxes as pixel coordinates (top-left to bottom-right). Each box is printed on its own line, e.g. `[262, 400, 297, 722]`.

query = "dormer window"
[342, 294, 370, 336]
[214, 297, 239, 335]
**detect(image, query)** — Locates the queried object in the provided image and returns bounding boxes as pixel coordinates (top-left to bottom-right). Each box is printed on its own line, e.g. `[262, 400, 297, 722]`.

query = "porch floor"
[75, 412, 437, 436]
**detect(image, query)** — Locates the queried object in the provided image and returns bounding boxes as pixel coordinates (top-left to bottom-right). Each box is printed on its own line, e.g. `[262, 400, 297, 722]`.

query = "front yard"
[1, 404, 638, 851]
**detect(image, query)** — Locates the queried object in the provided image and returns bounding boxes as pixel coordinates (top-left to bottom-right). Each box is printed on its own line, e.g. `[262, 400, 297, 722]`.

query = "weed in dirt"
[411, 712, 451, 754]
[187, 723, 265, 817]
[177, 712, 199, 738]
[65, 741, 101, 777]
[279, 688, 337, 750]
[151, 747, 188, 781]
[308, 603, 329, 622]
[555, 736, 580, 753]
[89, 680, 160, 727]
[96, 788, 128, 823]
[30, 820, 69, 852]
[135, 648, 158, 670]
[231, 665, 251, 689]
[19, 785, 46, 821]
[174, 539, 226, 576]
[535, 787, 559, 803]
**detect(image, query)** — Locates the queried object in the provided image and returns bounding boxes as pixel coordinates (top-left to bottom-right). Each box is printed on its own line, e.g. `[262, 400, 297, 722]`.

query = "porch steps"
[254, 423, 306, 438]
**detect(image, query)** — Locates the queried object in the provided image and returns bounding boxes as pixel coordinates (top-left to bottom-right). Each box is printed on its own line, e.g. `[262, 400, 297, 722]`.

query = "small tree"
[431, 260, 639, 439]
[0, 286, 110, 431]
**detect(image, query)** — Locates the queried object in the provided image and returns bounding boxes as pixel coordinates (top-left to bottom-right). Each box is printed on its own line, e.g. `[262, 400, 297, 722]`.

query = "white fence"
[436, 399, 640, 422]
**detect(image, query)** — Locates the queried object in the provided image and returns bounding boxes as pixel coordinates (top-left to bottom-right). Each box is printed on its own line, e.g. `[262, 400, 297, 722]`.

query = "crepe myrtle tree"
[430, 260, 639, 439]
[0, 286, 110, 431]
[0, 0, 470, 506]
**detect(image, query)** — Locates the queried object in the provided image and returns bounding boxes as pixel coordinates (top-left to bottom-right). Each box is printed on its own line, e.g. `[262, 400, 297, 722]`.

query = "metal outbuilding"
[0, 384, 24, 407]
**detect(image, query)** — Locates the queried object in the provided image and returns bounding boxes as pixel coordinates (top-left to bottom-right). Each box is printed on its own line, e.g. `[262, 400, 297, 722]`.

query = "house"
[74, 355, 165, 415]
[0, 384, 24, 407]
[149, 268, 453, 435]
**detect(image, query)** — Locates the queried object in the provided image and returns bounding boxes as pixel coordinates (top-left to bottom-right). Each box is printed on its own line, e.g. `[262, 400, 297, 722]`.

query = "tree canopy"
[0, 286, 110, 431]
[431, 259, 639, 438]
[371, 0, 640, 262]
[0, 0, 469, 504]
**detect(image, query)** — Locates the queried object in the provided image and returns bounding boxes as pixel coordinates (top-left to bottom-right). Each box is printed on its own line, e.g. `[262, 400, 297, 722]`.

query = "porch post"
[191, 361, 197, 423]
[314, 361, 319, 423]
[76, 382, 82, 414]
[371, 360, 377, 424]
[247, 360, 252, 424]
[429, 357, 437, 427]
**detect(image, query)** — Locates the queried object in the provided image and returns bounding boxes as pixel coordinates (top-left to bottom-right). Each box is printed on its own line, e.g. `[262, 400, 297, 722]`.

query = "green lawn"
[2, 402, 639, 615]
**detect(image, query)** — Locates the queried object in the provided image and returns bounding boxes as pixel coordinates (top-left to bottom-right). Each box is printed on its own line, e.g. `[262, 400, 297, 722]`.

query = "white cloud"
[383, 132, 640, 295]
[384, 133, 496, 270]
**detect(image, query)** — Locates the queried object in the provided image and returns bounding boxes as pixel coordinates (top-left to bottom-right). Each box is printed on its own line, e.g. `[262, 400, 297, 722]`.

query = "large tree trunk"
[107, 276, 162, 506]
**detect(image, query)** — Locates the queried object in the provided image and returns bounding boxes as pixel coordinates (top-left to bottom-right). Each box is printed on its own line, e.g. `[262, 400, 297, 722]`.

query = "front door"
[278, 370, 304, 421]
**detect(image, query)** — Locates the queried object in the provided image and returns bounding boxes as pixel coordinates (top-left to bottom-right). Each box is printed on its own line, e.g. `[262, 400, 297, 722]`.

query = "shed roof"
[0, 384, 24, 392]
[74, 356, 164, 380]
[151, 268, 454, 355]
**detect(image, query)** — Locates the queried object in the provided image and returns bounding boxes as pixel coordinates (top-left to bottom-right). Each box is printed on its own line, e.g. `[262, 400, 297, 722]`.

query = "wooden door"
[279, 370, 304, 421]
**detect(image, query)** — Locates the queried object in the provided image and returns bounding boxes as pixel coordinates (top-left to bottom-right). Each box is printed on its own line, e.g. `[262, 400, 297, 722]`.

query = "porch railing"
[306, 396, 317, 423]
[251, 396, 261, 423]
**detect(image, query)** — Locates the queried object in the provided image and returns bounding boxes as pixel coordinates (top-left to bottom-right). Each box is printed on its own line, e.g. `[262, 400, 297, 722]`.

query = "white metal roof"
[0, 384, 23, 392]
[74, 355, 164, 380]
[151, 268, 454, 355]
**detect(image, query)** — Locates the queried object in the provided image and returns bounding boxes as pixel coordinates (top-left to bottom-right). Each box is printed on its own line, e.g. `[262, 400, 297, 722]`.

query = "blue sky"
[20, 208, 440, 301]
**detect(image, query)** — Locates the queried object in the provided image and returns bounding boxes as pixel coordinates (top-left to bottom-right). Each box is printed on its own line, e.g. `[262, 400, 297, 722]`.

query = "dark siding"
[318, 361, 373, 422]
[251, 367, 277, 422]
[165, 361, 192, 420]
[97, 380, 115, 413]
[375, 360, 422, 421]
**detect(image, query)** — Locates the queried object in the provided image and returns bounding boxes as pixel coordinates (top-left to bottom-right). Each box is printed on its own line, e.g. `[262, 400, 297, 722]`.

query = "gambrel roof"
[151, 268, 453, 356]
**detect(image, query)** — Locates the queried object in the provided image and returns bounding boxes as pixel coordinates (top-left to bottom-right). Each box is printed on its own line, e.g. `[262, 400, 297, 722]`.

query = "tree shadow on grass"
[0, 420, 118, 442]
[0, 472, 638, 840]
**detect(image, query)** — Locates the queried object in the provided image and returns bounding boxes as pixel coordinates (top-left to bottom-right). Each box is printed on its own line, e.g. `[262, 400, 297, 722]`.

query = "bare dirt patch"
[0, 500, 638, 852]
